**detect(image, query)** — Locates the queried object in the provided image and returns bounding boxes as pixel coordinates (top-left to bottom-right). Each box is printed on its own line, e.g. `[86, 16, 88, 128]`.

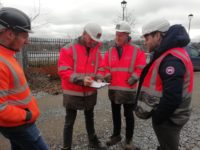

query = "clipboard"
[90, 81, 110, 89]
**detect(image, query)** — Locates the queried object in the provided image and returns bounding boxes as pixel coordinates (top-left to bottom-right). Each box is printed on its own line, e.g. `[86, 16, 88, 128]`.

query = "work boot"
[106, 135, 122, 146]
[124, 140, 140, 150]
[61, 147, 71, 150]
[88, 134, 106, 149]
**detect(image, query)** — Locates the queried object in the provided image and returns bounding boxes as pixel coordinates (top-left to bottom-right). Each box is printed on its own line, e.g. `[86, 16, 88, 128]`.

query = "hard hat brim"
[15, 26, 33, 33]
[25, 29, 33, 33]
[90, 35, 101, 42]
[115, 29, 130, 34]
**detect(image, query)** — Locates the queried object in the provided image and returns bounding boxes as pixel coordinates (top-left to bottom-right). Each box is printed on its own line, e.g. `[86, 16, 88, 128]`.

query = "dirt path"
[191, 72, 200, 106]
[0, 72, 200, 150]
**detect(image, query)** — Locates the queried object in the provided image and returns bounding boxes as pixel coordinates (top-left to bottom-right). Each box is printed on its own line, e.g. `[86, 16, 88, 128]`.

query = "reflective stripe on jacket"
[0, 46, 39, 127]
[139, 48, 193, 124]
[58, 39, 104, 96]
[104, 44, 146, 91]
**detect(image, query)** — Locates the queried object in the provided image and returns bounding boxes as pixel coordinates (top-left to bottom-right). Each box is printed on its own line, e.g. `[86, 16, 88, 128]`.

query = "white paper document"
[90, 81, 110, 88]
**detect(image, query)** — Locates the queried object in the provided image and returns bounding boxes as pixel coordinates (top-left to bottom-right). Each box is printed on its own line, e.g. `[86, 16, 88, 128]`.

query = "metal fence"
[21, 37, 71, 68]
[16, 37, 145, 68]
[26, 50, 59, 67]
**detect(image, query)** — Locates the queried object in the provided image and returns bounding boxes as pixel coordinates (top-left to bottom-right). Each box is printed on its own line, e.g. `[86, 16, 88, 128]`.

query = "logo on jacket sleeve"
[165, 66, 175, 75]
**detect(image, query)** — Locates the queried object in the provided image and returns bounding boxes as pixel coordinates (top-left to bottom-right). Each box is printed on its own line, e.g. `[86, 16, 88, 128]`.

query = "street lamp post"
[188, 14, 194, 36]
[121, 0, 127, 21]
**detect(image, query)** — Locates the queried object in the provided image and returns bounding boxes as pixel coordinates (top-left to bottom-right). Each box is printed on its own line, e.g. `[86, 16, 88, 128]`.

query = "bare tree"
[30, 0, 40, 21]
[114, 8, 136, 30]
[125, 9, 136, 27]
[0, 0, 40, 21]
[29, 0, 49, 30]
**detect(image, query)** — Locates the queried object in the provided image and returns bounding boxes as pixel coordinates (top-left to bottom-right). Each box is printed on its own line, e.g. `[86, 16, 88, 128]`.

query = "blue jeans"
[0, 123, 49, 150]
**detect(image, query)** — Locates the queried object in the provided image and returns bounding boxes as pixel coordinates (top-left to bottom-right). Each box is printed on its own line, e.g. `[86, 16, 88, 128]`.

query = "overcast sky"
[1, 0, 200, 41]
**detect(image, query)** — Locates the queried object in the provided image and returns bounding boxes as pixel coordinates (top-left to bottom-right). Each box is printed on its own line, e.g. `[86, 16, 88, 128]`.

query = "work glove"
[25, 108, 32, 121]
[104, 74, 112, 83]
[73, 76, 84, 86]
[127, 76, 138, 86]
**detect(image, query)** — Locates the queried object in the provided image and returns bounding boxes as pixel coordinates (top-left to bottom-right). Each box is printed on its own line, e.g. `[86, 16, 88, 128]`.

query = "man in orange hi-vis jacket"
[0, 7, 49, 150]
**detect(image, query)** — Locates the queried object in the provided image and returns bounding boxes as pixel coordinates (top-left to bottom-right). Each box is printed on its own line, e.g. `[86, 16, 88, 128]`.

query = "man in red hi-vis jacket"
[58, 22, 106, 150]
[104, 21, 146, 150]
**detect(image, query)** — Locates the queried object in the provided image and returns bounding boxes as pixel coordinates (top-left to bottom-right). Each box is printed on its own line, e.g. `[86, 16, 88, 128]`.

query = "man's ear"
[125, 34, 130, 43]
[155, 32, 163, 44]
[0, 29, 14, 44]
[155, 32, 162, 41]
[127, 36, 131, 42]
[5, 29, 15, 40]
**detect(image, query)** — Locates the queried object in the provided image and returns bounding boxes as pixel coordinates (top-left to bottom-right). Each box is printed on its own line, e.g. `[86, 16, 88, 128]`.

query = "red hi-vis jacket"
[58, 39, 104, 96]
[139, 48, 193, 124]
[104, 44, 146, 91]
[0, 46, 39, 127]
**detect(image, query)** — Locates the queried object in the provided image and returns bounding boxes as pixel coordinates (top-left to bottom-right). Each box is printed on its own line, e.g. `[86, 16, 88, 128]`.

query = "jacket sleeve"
[103, 50, 112, 82]
[0, 63, 27, 125]
[152, 55, 186, 125]
[131, 49, 146, 80]
[58, 46, 75, 83]
[95, 50, 105, 80]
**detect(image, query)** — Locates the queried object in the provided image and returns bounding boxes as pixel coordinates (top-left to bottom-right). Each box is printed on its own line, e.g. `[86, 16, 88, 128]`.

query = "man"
[136, 18, 193, 150]
[0, 7, 49, 150]
[58, 23, 106, 150]
[104, 21, 146, 150]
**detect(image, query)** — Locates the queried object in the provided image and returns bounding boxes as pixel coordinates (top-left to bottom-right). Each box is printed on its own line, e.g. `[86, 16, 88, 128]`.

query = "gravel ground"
[0, 72, 200, 150]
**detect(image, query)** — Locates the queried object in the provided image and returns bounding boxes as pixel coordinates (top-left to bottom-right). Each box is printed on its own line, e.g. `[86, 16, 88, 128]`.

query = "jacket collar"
[0, 44, 16, 56]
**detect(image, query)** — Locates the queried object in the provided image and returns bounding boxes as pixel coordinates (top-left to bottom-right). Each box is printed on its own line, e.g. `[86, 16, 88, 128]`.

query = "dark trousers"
[153, 120, 184, 150]
[0, 124, 49, 150]
[111, 101, 135, 141]
[63, 108, 95, 148]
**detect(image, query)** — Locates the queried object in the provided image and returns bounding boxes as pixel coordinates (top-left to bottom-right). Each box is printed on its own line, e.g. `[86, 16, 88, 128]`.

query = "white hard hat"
[142, 18, 170, 36]
[84, 23, 102, 42]
[115, 21, 131, 33]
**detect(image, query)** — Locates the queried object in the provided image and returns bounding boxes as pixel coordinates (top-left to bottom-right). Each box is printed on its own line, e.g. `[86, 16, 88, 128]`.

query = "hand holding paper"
[84, 76, 93, 86]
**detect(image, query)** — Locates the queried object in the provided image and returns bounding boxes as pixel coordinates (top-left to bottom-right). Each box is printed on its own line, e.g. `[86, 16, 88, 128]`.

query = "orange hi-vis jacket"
[104, 44, 146, 91]
[58, 39, 104, 97]
[0, 46, 39, 127]
[139, 48, 193, 124]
